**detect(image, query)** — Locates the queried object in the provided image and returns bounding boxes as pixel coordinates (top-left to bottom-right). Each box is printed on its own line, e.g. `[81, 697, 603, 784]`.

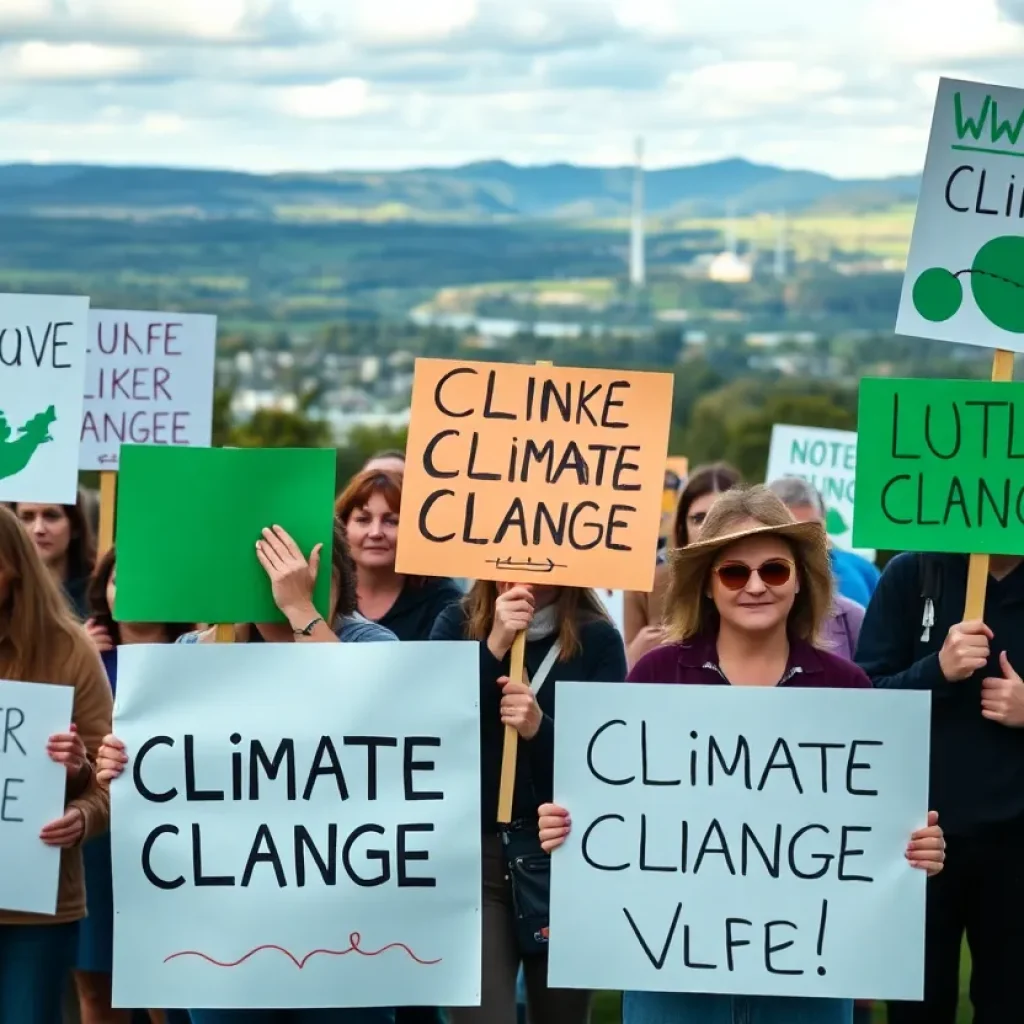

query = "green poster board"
[114, 445, 336, 624]
[854, 377, 1024, 555]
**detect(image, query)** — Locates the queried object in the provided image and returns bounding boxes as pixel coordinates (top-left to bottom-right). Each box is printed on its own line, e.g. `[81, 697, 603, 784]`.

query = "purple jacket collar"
[674, 631, 828, 679]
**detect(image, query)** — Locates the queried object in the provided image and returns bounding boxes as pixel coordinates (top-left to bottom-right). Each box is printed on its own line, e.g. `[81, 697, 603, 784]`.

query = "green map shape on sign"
[824, 506, 848, 536]
[912, 235, 1024, 332]
[0, 405, 56, 480]
[113, 445, 336, 624]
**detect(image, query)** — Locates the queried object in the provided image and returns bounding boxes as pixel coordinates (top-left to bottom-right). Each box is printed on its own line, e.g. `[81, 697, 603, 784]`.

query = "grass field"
[589, 948, 972, 1023]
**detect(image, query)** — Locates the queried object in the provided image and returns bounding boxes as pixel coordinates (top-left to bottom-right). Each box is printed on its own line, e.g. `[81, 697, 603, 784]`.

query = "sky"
[2, 0, 1024, 178]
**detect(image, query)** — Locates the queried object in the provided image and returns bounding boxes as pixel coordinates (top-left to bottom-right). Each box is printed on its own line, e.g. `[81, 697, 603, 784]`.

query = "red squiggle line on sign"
[163, 931, 442, 970]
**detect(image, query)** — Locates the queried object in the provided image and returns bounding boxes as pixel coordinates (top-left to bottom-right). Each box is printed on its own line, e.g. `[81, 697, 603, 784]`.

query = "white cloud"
[2, 0, 1024, 176]
[274, 77, 372, 119]
[5, 41, 143, 80]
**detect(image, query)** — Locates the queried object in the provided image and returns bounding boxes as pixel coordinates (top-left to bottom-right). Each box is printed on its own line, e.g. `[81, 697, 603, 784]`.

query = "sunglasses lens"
[759, 560, 792, 587]
[717, 563, 751, 590]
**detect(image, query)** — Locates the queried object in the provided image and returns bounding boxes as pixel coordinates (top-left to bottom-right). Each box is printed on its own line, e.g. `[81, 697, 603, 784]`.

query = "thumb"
[927, 810, 939, 827]
[69, 723, 78, 735]
[309, 543, 322, 580]
[1001, 649, 1017, 679]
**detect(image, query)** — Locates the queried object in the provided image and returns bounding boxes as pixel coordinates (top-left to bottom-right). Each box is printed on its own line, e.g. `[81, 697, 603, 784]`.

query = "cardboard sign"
[854, 376, 1024, 554]
[111, 642, 481, 1009]
[81, 310, 217, 471]
[114, 445, 335, 624]
[660, 456, 690, 543]
[549, 682, 930, 1001]
[397, 359, 674, 591]
[0, 679, 75, 915]
[0, 292, 89, 503]
[765, 424, 872, 560]
[897, 78, 1024, 353]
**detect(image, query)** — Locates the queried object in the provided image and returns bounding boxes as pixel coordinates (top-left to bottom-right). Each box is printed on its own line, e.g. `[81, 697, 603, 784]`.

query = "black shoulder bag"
[500, 639, 560, 958]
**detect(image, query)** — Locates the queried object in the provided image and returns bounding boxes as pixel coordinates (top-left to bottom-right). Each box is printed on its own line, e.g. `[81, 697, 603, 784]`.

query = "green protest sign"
[854, 377, 1024, 555]
[114, 445, 336, 624]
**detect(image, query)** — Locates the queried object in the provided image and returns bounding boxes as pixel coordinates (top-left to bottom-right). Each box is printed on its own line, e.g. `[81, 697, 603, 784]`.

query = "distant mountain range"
[0, 158, 921, 221]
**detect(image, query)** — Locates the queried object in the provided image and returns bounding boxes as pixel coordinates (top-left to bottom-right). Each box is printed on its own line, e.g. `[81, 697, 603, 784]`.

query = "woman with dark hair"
[74, 548, 192, 1024]
[539, 487, 946, 1024]
[95, 518, 397, 1023]
[431, 580, 626, 1024]
[336, 469, 462, 642]
[624, 461, 741, 668]
[13, 492, 97, 617]
[0, 506, 111, 1024]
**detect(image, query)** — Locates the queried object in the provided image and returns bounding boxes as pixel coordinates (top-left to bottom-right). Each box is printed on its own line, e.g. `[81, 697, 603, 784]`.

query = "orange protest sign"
[660, 456, 689, 539]
[397, 358, 674, 592]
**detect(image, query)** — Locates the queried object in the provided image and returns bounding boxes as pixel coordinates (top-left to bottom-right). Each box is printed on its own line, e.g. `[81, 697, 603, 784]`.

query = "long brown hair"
[12, 490, 97, 582]
[462, 581, 609, 661]
[665, 486, 833, 646]
[335, 468, 426, 588]
[0, 505, 93, 681]
[87, 548, 193, 645]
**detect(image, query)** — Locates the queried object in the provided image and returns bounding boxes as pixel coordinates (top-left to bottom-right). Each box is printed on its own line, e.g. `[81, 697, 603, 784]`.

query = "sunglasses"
[714, 558, 794, 591]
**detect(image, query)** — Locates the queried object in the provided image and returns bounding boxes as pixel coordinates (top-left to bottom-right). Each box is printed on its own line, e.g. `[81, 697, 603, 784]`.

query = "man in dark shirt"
[857, 551, 1024, 1024]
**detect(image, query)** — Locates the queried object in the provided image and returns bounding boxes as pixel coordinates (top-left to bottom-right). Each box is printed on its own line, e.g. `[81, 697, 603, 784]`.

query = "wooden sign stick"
[964, 348, 1015, 620]
[497, 359, 553, 825]
[214, 624, 234, 643]
[98, 471, 117, 558]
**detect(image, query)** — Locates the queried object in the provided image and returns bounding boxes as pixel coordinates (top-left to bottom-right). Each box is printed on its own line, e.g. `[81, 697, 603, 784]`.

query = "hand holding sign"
[981, 651, 1024, 727]
[39, 806, 85, 848]
[498, 676, 542, 740]
[487, 585, 535, 659]
[46, 723, 86, 777]
[255, 525, 322, 622]
[938, 620, 993, 681]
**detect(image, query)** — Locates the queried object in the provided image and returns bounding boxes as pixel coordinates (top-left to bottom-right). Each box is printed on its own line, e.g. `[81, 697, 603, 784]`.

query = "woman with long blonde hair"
[0, 506, 112, 1024]
[539, 487, 945, 1024]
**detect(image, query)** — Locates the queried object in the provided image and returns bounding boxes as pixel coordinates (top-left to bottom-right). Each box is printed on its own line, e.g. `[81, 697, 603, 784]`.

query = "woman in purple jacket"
[538, 486, 945, 1024]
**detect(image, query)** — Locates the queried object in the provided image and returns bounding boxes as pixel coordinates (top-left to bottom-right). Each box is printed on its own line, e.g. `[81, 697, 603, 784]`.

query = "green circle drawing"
[913, 267, 963, 322]
[971, 235, 1024, 334]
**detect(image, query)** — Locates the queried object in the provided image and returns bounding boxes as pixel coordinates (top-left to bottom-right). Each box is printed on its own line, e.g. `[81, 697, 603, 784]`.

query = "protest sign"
[765, 424, 872, 559]
[549, 682, 930, 1001]
[897, 78, 1024, 353]
[0, 292, 89, 503]
[853, 376, 1024, 554]
[114, 445, 335, 624]
[111, 641, 481, 1009]
[397, 358, 674, 591]
[80, 309, 217, 471]
[0, 679, 75, 915]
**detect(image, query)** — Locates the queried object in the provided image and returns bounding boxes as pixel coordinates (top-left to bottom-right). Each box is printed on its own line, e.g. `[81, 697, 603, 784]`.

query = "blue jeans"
[622, 991, 854, 1023]
[0, 922, 79, 1024]
[190, 1011, 395, 1023]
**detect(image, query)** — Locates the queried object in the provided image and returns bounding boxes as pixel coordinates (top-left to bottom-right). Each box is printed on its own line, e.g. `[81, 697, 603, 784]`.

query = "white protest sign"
[549, 683, 930, 1001]
[80, 310, 217, 471]
[0, 679, 75, 915]
[112, 642, 481, 1010]
[897, 78, 1024, 353]
[765, 424, 873, 560]
[0, 293, 89, 503]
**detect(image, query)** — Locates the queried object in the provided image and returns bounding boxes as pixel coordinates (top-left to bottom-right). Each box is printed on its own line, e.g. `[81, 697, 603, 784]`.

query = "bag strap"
[529, 640, 561, 696]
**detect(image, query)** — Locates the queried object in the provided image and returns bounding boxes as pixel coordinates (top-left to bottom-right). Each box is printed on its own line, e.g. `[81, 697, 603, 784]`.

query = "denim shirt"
[176, 614, 397, 645]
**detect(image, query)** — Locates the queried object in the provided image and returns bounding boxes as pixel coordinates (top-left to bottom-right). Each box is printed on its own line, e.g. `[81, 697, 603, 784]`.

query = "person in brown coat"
[0, 505, 112, 1024]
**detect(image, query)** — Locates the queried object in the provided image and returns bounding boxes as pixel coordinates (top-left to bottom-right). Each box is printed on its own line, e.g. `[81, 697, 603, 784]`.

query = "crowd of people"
[5, 445, 1022, 1024]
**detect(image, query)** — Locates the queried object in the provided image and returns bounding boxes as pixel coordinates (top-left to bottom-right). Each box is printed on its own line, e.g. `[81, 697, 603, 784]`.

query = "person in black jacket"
[431, 580, 626, 1024]
[856, 551, 1024, 1024]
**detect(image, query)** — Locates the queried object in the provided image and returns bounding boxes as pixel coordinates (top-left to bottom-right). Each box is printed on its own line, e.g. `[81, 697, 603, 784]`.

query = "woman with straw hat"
[538, 486, 946, 1024]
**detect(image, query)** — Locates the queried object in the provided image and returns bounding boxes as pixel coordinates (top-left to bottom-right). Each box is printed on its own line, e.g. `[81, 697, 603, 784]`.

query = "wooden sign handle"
[214, 624, 235, 643]
[98, 471, 117, 558]
[497, 359, 554, 826]
[963, 348, 1015, 620]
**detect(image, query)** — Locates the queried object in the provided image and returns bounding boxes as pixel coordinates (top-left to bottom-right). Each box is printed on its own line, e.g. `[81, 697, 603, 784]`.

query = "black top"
[430, 603, 627, 832]
[376, 577, 463, 642]
[857, 552, 1024, 836]
[63, 575, 90, 619]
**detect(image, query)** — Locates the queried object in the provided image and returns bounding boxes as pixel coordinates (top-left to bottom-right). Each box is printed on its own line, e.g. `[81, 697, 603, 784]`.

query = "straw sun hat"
[664, 486, 833, 643]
